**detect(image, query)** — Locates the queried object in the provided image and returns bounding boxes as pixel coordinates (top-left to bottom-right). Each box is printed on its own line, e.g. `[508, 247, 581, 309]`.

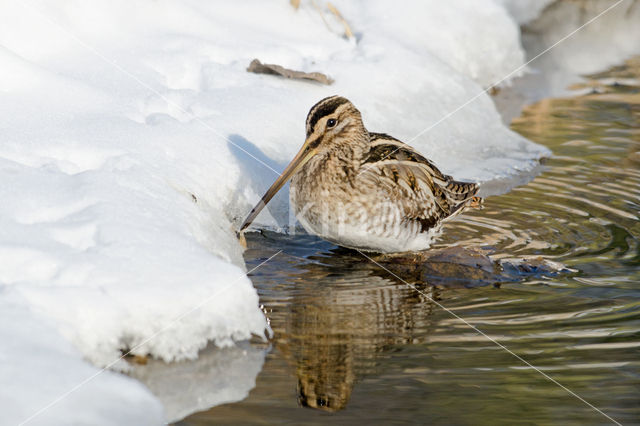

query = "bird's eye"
[327, 118, 337, 128]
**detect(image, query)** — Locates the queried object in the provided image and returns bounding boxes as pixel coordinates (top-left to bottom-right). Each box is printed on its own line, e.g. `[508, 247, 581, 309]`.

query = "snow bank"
[0, 292, 164, 425]
[495, 0, 556, 25]
[520, 0, 640, 98]
[491, 0, 640, 119]
[0, 0, 555, 423]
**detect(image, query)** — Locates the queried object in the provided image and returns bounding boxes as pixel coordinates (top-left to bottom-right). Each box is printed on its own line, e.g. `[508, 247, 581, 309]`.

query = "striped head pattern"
[304, 96, 367, 151]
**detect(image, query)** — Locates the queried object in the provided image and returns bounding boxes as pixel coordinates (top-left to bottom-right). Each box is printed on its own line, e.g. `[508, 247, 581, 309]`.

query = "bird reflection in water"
[247, 232, 500, 412]
[289, 270, 436, 412]
[291, 272, 437, 411]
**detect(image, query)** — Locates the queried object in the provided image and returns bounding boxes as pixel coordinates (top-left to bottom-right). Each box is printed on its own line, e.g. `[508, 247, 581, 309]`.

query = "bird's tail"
[445, 180, 482, 217]
[466, 196, 483, 209]
[445, 180, 479, 201]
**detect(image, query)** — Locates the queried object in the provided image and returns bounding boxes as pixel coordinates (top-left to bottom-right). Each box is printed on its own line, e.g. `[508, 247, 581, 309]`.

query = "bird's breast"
[290, 162, 438, 252]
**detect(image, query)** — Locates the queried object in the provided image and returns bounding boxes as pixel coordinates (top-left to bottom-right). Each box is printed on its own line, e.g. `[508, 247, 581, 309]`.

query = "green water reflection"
[182, 58, 639, 425]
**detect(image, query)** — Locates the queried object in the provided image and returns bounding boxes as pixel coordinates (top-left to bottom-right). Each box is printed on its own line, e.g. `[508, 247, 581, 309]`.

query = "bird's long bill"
[239, 141, 316, 232]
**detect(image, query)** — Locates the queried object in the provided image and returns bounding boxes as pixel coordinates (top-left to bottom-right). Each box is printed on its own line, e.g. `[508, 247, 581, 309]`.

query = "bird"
[240, 95, 481, 253]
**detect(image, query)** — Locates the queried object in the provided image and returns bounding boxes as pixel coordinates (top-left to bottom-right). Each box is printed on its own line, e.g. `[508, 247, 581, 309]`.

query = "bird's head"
[239, 96, 366, 232]
[303, 95, 365, 152]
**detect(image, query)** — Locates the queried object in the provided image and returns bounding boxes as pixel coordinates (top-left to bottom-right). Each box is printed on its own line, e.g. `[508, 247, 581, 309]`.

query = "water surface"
[180, 58, 640, 425]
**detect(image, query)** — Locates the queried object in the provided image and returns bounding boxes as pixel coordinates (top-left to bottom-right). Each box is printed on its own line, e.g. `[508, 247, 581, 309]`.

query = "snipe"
[240, 96, 481, 252]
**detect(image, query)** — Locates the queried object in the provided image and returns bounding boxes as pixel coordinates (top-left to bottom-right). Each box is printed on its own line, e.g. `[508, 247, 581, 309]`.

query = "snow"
[495, 0, 556, 25]
[341, 0, 527, 88]
[0, 292, 164, 425]
[6, 0, 631, 423]
[492, 0, 640, 124]
[520, 0, 640, 99]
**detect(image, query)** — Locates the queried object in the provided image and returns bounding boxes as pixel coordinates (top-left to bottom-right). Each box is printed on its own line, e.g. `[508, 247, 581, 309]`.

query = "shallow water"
[179, 58, 640, 425]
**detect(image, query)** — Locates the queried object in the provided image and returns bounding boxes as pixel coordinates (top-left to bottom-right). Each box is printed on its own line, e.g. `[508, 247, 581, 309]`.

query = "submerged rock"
[367, 246, 571, 288]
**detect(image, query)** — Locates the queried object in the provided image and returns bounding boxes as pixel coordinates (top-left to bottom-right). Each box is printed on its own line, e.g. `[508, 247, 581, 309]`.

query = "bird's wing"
[358, 133, 479, 230]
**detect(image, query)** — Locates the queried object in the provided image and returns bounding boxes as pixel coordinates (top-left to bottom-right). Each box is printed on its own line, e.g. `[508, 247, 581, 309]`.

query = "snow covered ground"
[520, 0, 640, 100]
[2, 0, 636, 424]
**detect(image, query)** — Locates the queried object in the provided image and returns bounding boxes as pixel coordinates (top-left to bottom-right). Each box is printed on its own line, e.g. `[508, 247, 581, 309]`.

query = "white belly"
[291, 191, 442, 253]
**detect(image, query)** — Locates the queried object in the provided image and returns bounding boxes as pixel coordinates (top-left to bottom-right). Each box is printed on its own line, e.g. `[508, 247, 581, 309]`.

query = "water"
[179, 58, 640, 425]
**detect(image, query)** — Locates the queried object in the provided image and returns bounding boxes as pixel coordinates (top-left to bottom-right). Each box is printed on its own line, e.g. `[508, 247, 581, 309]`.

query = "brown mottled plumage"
[240, 96, 481, 252]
